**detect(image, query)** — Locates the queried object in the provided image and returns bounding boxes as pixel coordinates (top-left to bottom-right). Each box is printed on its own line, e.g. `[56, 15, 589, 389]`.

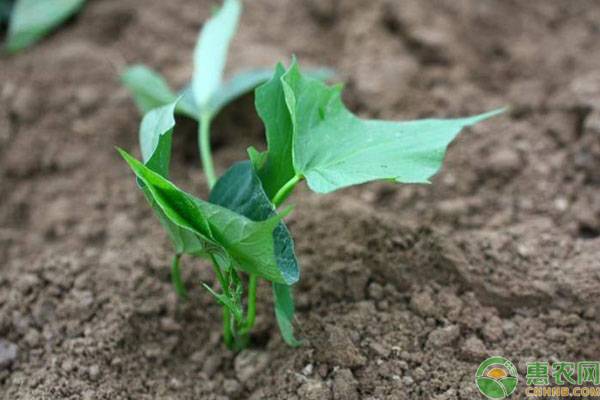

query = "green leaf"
[192, 0, 241, 111]
[208, 68, 273, 115]
[209, 161, 300, 285]
[253, 64, 296, 199]
[212, 69, 277, 112]
[178, 86, 198, 119]
[247, 146, 267, 171]
[209, 161, 301, 345]
[121, 65, 198, 119]
[280, 60, 505, 193]
[121, 66, 176, 114]
[182, 68, 335, 120]
[118, 149, 297, 285]
[124, 63, 335, 123]
[139, 101, 177, 178]
[163, 69, 278, 121]
[135, 101, 205, 256]
[273, 283, 301, 347]
[6, 0, 86, 52]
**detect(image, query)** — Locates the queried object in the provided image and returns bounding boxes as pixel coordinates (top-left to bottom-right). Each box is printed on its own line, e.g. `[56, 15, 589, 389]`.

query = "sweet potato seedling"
[119, 0, 503, 350]
[121, 0, 329, 304]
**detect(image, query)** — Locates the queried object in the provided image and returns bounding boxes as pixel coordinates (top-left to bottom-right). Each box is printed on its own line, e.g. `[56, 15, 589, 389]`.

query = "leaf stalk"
[272, 174, 302, 208]
[240, 274, 257, 335]
[171, 253, 187, 299]
[199, 113, 217, 189]
[209, 254, 237, 349]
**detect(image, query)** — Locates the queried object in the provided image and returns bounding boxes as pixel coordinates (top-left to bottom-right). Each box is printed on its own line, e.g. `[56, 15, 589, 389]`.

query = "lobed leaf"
[253, 64, 296, 199]
[192, 0, 241, 111]
[6, 0, 86, 52]
[119, 149, 297, 285]
[280, 61, 505, 193]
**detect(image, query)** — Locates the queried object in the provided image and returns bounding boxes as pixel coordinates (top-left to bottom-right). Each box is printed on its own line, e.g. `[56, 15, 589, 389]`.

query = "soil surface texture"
[1, 0, 600, 399]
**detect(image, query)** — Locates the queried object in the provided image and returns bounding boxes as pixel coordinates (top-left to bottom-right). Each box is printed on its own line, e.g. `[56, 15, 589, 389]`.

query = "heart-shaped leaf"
[280, 61, 504, 193]
[254, 60, 503, 195]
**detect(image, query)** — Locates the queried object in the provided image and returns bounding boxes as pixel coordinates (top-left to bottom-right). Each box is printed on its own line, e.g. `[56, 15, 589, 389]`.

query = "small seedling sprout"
[119, 0, 504, 350]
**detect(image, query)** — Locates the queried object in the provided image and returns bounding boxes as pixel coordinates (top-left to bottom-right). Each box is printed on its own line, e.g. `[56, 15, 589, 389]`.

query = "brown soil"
[1, 0, 600, 399]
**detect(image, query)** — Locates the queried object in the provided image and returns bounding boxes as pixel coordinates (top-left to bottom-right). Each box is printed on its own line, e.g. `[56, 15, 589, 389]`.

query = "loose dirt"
[1, 0, 599, 399]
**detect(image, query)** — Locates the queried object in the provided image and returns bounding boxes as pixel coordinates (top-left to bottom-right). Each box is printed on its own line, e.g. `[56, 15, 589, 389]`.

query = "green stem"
[223, 308, 234, 349]
[272, 174, 302, 208]
[209, 254, 229, 296]
[209, 254, 235, 349]
[240, 274, 257, 335]
[171, 254, 187, 299]
[199, 113, 217, 190]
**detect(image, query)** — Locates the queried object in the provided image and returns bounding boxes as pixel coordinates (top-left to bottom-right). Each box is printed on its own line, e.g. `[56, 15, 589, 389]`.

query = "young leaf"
[273, 283, 301, 347]
[247, 146, 267, 171]
[123, 63, 335, 125]
[136, 101, 206, 256]
[6, 0, 86, 52]
[121, 66, 198, 119]
[209, 161, 300, 285]
[139, 101, 177, 178]
[202, 283, 244, 322]
[121, 66, 176, 114]
[192, 0, 241, 111]
[209, 161, 301, 344]
[253, 64, 296, 199]
[280, 60, 504, 193]
[119, 149, 297, 285]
